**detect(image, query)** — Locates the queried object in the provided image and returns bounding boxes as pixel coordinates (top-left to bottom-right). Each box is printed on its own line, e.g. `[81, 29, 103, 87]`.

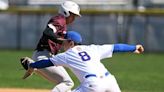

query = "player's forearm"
[29, 59, 54, 69]
[113, 44, 136, 52]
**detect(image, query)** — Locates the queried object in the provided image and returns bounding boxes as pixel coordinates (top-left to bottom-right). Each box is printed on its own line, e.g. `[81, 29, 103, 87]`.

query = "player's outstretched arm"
[29, 59, 54, 69]
[22, 58, 54, 79]
[113, 44, 144, 54]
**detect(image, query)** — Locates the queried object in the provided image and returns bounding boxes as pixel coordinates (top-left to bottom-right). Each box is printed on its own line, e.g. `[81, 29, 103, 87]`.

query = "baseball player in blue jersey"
[22, 31, 144, 92]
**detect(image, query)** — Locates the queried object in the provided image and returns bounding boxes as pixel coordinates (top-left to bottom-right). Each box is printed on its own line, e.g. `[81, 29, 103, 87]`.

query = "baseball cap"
[65, 31, 82, 44]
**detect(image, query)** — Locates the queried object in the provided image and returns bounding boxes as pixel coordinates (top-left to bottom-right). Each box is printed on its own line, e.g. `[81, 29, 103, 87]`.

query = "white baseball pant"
[32, 50, 74, 92]
[72, 74, 121, 92]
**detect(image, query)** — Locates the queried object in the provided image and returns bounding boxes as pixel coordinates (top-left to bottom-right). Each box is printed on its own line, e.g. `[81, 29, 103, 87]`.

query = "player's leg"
[106, 74, 121, 92]
[72, 84, 102, 92]
[72, 79, 104, 92]
[43, 66, 74, 92]
[32, 50, 74, 92]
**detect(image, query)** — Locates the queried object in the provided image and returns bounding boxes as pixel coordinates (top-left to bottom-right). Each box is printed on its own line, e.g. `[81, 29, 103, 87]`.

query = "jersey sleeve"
[49, 53, 67, 66]
[96, 44, 114, 59]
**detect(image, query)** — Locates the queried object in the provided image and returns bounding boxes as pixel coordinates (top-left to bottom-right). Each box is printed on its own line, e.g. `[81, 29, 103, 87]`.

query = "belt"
[85, 72, 110, 78]
[36, 44, 50, 51]
[36, 48, 50, 52]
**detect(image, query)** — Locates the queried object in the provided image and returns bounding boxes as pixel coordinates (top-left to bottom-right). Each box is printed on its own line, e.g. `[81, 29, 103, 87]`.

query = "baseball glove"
[20, 57, 35, 79]
[20, 57, 29, 70]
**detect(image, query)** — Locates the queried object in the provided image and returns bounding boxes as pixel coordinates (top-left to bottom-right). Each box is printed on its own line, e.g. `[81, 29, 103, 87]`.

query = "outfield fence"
[0, 7, 164, 52]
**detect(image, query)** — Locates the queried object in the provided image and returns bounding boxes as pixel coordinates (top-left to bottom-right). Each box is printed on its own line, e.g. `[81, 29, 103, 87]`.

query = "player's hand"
[134, 45, 144, 54]
[22, 67, 34, 79]
[20, 57, 36, 79]
[20, 57, 34, 70]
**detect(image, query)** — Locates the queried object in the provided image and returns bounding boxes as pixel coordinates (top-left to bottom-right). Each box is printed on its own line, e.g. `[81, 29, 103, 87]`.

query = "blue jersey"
[50, 44, 114, 82]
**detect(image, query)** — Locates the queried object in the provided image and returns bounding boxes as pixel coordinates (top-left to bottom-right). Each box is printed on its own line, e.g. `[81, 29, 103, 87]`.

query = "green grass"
[0, 50, 54, 89]
[0, 50, 164, 92]
[104, 53, 164, 92]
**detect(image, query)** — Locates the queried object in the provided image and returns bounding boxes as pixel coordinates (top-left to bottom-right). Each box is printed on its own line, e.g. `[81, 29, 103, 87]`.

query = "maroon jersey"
[36, 14, 67, 54]
[48, 14, 67, 34]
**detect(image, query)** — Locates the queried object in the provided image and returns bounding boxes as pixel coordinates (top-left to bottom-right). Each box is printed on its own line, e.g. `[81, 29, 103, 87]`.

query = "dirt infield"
[0, 88, 50, 92]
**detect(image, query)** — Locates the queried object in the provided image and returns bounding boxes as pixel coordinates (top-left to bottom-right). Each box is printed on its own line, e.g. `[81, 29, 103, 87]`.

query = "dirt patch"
[0, 88, 50, 92]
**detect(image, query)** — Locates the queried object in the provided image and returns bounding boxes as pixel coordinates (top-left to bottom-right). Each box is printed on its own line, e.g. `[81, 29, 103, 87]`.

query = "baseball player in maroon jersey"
[23, 1, 81, 92]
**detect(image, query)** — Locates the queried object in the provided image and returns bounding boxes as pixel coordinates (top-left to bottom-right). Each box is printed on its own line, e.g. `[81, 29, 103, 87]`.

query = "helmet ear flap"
[58, 7, 70, 17]
[63, 11, 70, 17]
[58, 5, 70, 17]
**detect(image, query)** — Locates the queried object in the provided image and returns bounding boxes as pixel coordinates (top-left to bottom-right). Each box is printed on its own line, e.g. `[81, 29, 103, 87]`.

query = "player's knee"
[65, 80, 74, 88]
[51, 81, 74, 92]
[56, 80, 74, 88]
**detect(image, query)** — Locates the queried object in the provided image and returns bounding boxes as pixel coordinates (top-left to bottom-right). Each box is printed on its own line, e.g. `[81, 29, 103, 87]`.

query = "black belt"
[36, 47, 50, 52]
[85, 72, 110, 78]
[36, 48, 50, 51]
